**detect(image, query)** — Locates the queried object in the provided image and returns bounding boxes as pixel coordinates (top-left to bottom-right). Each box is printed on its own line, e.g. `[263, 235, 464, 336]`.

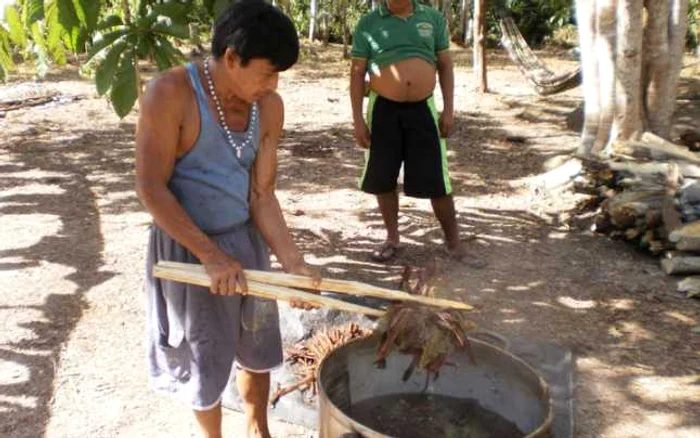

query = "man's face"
[222, 49, 279, 103]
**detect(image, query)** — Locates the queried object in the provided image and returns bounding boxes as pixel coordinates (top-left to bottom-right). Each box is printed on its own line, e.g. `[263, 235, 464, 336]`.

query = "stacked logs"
[572, 132, 700, 298]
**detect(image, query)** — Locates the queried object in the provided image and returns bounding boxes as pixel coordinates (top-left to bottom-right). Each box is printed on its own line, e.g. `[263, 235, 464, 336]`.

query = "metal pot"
[318, 335, 553, 438]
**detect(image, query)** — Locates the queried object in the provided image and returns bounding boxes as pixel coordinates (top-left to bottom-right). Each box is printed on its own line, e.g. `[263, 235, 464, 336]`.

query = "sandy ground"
[1, 45, 699, 438]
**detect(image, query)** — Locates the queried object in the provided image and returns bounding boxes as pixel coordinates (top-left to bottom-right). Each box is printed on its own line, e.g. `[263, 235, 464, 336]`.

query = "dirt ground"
[1, 44, 699, 438]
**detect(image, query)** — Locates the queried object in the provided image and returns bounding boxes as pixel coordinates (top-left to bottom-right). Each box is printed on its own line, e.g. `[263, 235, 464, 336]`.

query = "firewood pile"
[571, 131, 700, 299]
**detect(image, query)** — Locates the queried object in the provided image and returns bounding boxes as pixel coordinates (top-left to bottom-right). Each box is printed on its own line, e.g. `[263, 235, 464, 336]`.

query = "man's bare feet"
[445, 243, 487, 269]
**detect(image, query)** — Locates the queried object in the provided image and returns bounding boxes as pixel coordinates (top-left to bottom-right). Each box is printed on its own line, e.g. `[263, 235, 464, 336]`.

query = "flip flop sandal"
[371, 241, 400, 262]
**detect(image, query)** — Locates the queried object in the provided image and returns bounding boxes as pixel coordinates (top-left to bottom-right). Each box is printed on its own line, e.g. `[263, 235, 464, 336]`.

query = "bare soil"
[1, 44, 699, 438]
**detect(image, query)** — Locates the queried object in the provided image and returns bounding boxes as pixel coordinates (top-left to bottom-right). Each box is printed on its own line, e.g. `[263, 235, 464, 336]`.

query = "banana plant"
[86, 0, 191, 118]
[0, 27, 13, 82]
[0, 0, 99, 81]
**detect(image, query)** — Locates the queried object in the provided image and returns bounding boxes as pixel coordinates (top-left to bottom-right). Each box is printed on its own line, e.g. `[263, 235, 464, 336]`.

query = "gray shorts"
[145, 223, 283, 410]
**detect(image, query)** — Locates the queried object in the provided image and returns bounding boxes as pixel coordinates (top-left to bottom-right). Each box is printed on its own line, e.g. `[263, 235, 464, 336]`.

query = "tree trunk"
[577, 0, 601, 155]
[473, 0, 487, 93]
[591, 0, 617, 155]
[460, 0, 472, 45]
[122, 0, 131, 24]
[644, 0, 672, 138]
[309, 0, 317, 40]
[342, 0, 349, 58]
[442, 0, 452, 32]
[660, 0, 690, 137]
[577, 0, 690, 157]
[614, 0, 644, 141]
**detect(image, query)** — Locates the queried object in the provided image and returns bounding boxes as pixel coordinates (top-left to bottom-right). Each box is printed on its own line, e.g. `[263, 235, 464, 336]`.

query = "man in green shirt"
[350, 0, 480, 265]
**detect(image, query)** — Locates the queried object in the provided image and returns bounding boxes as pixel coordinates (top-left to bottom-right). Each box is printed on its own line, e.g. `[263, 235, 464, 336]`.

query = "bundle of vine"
[374, 265, 477, 389]
[271, 263, 477, 405]
[271, 322, 369, 406]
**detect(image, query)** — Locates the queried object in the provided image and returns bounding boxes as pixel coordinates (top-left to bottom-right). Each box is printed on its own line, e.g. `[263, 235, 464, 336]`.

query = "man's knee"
[237, 370, 270, 404]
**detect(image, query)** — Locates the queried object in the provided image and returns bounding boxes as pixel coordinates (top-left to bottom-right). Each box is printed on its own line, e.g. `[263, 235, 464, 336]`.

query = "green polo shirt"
[351, 0, 449, 74]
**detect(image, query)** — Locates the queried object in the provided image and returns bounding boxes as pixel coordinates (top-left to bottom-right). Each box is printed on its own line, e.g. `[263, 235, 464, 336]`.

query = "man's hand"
[353, 120, 371, 149]
[287, 260, 322, 310]
[203, 250, 248, 296]
[439, 109, 454, 138]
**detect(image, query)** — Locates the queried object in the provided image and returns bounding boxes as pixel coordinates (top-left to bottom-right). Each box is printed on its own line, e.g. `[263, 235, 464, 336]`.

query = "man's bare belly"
[369, 58, 436, 102]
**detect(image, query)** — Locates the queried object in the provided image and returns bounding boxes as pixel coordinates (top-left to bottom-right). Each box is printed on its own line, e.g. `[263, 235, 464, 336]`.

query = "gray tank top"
[168, 62, 261, 234]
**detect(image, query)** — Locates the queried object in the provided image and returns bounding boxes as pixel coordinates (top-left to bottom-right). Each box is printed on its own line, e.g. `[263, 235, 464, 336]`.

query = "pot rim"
[317, 335, 555, 438]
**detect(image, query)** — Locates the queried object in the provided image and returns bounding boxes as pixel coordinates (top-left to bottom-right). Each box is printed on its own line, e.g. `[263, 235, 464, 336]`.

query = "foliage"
[690, 0, 700, 50]
[497, 0, 574, 47]
[87, 1, 195, 117]
[1, 0, 698, 118]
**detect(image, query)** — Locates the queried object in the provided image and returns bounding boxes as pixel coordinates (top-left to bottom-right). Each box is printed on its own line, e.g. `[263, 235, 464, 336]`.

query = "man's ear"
[224, 48, 240, 69]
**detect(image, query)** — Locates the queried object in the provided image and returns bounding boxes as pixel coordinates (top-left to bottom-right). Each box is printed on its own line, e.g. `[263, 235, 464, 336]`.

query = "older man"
[135, 1, 319, 437]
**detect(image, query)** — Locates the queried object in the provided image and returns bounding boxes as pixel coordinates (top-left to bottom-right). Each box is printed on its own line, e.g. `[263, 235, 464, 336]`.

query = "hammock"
[494, 0, 582, 95]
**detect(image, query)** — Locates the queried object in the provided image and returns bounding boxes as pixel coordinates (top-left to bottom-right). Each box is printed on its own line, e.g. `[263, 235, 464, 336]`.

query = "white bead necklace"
[203, 57, 257, 159]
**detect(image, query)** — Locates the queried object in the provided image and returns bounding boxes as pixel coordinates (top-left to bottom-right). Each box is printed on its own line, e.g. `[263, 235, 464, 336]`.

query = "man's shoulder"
[416, 4, 444, 21]
[258, 91, 283, 130]
[145, 65, 191, 104]
[356, 10, 381, 29]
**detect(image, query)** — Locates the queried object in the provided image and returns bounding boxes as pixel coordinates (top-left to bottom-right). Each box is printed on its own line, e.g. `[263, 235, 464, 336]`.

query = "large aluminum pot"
[318, 336, 553, 438]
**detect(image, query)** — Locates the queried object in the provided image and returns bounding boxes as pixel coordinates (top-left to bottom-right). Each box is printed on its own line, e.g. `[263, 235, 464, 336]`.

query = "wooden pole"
[473, 0, 487, 92]
[156, 261, 473, 311]
[309, 0, 317, 40]
[153, 263, 385, 317]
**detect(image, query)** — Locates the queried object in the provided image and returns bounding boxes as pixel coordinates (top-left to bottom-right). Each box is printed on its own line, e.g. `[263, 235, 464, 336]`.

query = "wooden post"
[309, 0, 317, 40]
[473, 0, 487, 92]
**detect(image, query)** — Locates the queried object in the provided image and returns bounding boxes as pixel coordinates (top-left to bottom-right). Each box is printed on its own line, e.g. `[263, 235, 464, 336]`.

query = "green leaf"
[213, 0, 232, 19]
[98, 14, 123, 30]
[135, 12, 158, 31]
[152, 17, 189, 39]
[155, 36, 185, 67]
[110, 48, 138, 118]
[151, 35, 184, 71]
[135, 34, 154, 59]
[56, 0, 80, 33]
[151, 2, 191, 21]
[23, 0, 46, 27]
[95, 39, 127, 95]
[5, 5, 27, 48]
[87, 27, 129, 61]
[0, 29, 14, 81]
[46, 0, 68, 65]
[74, 0, 101, 30]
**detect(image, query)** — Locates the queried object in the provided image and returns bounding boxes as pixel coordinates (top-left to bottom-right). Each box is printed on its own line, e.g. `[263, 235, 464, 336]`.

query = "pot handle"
[469, 330, 510, 351]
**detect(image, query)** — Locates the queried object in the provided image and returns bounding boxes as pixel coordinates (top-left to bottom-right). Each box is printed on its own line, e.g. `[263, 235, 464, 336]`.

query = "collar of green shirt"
[378, 0, 423, 17]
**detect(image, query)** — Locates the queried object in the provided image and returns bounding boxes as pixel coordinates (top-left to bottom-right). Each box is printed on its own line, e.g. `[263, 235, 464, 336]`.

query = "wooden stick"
[153, 263, 385, 317]
[156, 261, 473, 311]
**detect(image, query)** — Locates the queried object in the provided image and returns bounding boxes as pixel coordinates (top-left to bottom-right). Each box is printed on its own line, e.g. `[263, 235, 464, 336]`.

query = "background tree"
[577, 0, 690, 157]
[0, 0, 697, 120]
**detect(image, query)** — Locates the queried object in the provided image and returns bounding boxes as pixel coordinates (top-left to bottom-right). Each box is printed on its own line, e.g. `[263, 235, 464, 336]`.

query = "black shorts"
[359, 92, 452, 199]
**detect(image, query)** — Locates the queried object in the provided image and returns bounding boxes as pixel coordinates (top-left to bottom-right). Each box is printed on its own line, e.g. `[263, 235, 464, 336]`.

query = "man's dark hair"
[211, 0, 299, 71]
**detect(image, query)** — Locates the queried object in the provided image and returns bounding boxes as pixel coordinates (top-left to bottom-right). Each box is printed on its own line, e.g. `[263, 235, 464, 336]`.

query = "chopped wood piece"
[677, 277, 700, 298]
[661, 255, 700, 275]
[660, 197, 683, 240]
[669, 221, 700, 243]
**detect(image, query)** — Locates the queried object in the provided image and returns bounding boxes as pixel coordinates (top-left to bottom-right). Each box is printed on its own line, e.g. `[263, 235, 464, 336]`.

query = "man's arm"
[250, 92, 319, 281]
[436, 50, 455, 137]
[350, 58, 370, 148]
[135, 72, 247, 295]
